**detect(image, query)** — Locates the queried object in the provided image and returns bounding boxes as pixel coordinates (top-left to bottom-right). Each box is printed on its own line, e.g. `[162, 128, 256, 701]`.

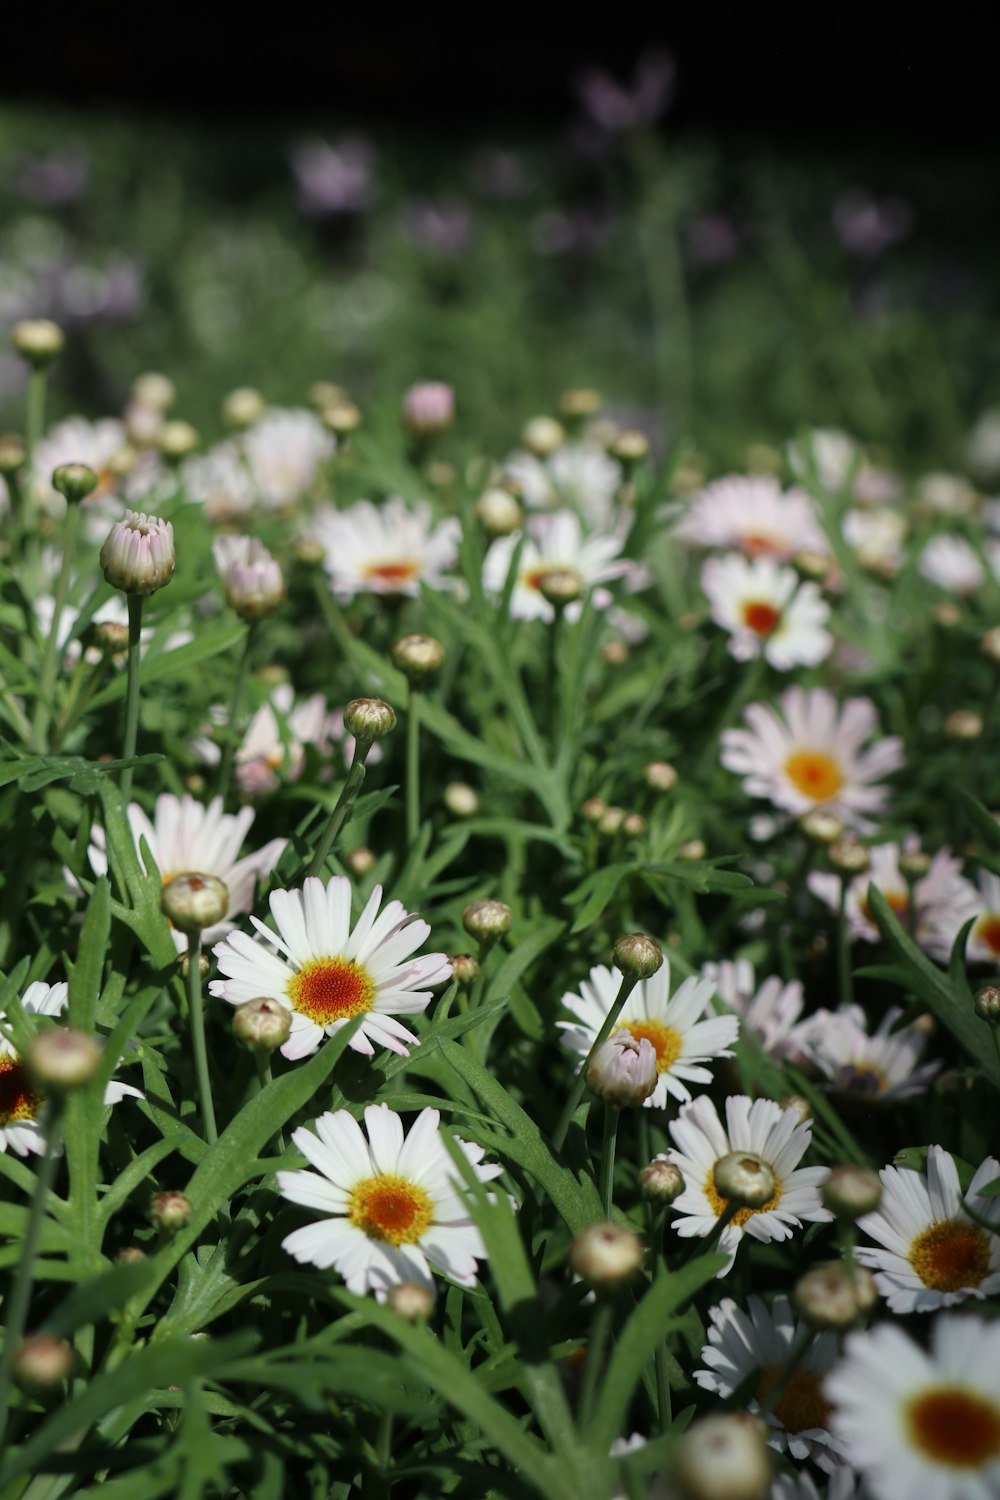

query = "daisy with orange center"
[308, 496, 460, 600]
[855, 1146, 1000, 1314]
[210, 875, 451, 1061]
[670, 474, 826, 559]
[557, 959, 738, 1110]
[826, 1314, 1000, 1500]
[700, 553, 832, 669]
[808, 841, 976, 960]
[721, 686, 903, 830]
[277, 1103, 502, 1298]
[482, 508, 642, 623]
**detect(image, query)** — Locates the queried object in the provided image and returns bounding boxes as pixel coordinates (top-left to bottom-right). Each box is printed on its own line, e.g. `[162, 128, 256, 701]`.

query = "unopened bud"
[793, 1259, 878, 1329]
[179, 950, 211, 980]
[343, 698, 396, 742]
[586, 1033, 658, 1108]
[640, 1158, 685, 1204]
[216, 536, 285, 621]
[0, 434, 27, 476]
[25, 1027, 101, 1091]
[828, 837, 869, 875]
[12, 318, 64, 366]
[598, 805, 626, 835]
[346, 847, 376, 877]
[569, 1223, 644, 1287]
[158, 420, 199, 463]
[309, 380, 347, 411]
[980, 625, 1000, 664]
[222, 387, 266, 430]
[778, 1094, 811, 1124]
[677, 839, 707, 861]
[612, 933, 663, 980]
[100, 511, 176, 596]
[975, 985, 1000, 1025]
[521, 416, 564, 457]
[443, 782, 479, 817]
[322, 400, 362, 436]
[899, 848, 931, 880]
[402, 382, 454, 437]
[933, 601, 962, 630]
[12, 1335, 74, 1392]
[944, 709, 983, 742]
[162, 873, 229, 935]
[822, 1165, 883, 1220]
[673, 1413, 772, 1500]
[644, 761, 677, 793]
[475, 487, 522, 536]
[448, 954, 480, 988]
[537, 568, 583, 609]
[107, 445, 138, 480]
[581, 797, 607, 824]
[559, 387, 601, 419]
[386, 1280, 435, 1321]
[463, 899, 512, 943]
[610, 429, 650, 464]
[601, 641, 629, 666]
[295, 538, 327, 569]
[132, 372, 175, 412]
[622, 813, 646, 838]
[799, 808, 844, 845]
[392, 633, 445, 682]
[713, 1151, 776, 1208]
[793, 548, 833, 582]
[116, 1246, 147, 1264]
[52, 462, 99, 505]
[150, 1190, 192, 1232]
[233, 997, 292, 1054]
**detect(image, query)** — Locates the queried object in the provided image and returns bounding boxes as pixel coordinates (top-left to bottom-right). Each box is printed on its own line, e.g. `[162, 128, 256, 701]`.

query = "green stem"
[599, 1107, 620, 1218]
[31, 503, 81, 751]
[22, 368, 47, 536]
[405, 682, 421, 847]
[218, 622, 256, 805]
[0, 1109, 63, 1449]
[306, 740, 372, 880]
[186, 935, 217, 1147]
[578, 1297, 614, 1429]
[254, 1052, 285, 1155]
[837, 877, 853, 1010]
[837, 1220, 858, 1283]
[553, 974, 639, 1150]
[654, 1340, 672, 1433]
[119, 595, 144, 805]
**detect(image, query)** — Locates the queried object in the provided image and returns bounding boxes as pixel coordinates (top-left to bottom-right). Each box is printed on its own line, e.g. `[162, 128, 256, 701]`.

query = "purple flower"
[401, 199, 475, 258]
[575, 49, 675, 133]
[291, 137, 376, 217]
[832, 191, 914, 258]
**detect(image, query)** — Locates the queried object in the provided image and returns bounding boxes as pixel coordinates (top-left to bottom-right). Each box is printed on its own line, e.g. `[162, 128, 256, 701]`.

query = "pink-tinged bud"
[232, 997, 292, 1053]
[150, 1190, 192, 1232]
[386, 1280, 435, 1321]
[162, 872, 229, 934]
[672, 1413, 771, 1500]
[12, 1334, 74, 1391]
[639, 1157, 685, 1203]
[793, 1259, 877, 1328]
[212, 535, 285, 621]
[26, 1027, 101, 1091]
[402, 382, 455, 437]
[586, 1033, 658, 1107]
[100, 510, 176, 596]
[570, 1223, 644, 1286]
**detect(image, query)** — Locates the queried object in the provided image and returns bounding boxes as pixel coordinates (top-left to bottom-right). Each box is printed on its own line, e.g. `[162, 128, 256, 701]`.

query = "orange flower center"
[906, 1387, 1000, 1468]
[784, 750, 844, 801]
[909, 1220, 992, 1293]
[742, 600, 781, 636]
[704, 1166, 782, 1227]
[287, 957, 374, 1025]
[348, 1173, 434, 1245]
[757, 1367, 831, 1434]
[615, 1019, 682, 1074]
[0, 1056, 42, 1127]
[364, 561, 420, 587]
[743, 533, 782, 558]
[861, 887, 909, 925]
[974, 914, 1000, 956]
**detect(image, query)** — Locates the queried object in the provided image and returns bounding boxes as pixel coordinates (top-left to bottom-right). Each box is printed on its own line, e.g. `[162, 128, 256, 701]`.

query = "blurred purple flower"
[686, 212, 742, 268]
[470, 147, 532, 201]
[7, 150, 88, 206]
[832, 191, 914, 258]
[402, 199, 475, 257]
[575, 48, 675, 133]
[291, 137, 376, 217]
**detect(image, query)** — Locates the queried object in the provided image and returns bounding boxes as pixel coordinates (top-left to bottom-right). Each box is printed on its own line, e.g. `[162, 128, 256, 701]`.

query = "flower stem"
[578, 1297, 614, 1429]
[21, 368, 47, 537]
[254, 1052, 286, 1155]
[837, 877, 853, 1009]
[599, 1106, 620, 1217]
[553, 974, 638, 1150]
[187, 935, 218, 1147]
[0, 1108, 63, 1448]
[306, 740, 372, 880]
[654, 1341, 672, 1433]
[405, 682, 421, 847]
[31, 502, 81, 751]
[218, 621, 256, 805]
[119, 595, 144, 805]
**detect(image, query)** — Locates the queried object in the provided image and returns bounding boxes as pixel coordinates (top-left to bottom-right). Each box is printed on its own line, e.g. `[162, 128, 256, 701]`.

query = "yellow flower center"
[704, 1166, 782, 1227]
[784, 750, 844, 801]
[907, 1387, 1000, 1468]
[287, 957, 375, 1025]
[742, 600, 781, 637]
[364, 561, 421, 587]
[835, 1061, 889, 1096]
[615, 1019, 682, 1074]
[909, 1220, 992, 1293]
[0, 1055, 42, 1127]
[757, 1367, 831, 1434]
[974, 913, 1000, 956]
[742, 533, 782, 558]
[348, 1173, 434, 1245]
[861, 887, 909, 925]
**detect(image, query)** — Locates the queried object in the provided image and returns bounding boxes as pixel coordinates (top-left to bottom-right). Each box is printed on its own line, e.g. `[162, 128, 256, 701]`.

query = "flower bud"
[322, 400, 362, 437]
[25, 1027, 101, 1092]
[12, 1335, 74, 1392]
[179, 950, 211, 980]
[391, 633, 445, 682]
[622, 813, 646, 838]
[944, 709, 983, 741]
[793, 1259, 877, 1329]
[162, 873, 229, 935]
[598, 805, 626, 835]
[92, 620, 129, 657]
[521, 416, 564, 457]
[11, 318, 64, 366]
[586, 1033, 658, 1108]
[610, 429, 650, 464]
[426, 460, 455, 490]
[222, 387, 266, 430]
[822, 1165, 883, 1220]
[343, 698, 396, 742]
[601, 641, 629, 666]
[294, 538, 327, 569]
[799, 808, 844, 845]
[933, 601, 962, 630]
[537, 568, 583, 609]
[448, 954, 480, 988]
[778, 1094, 811, 1123]
[443, 782, 479, 817]
[644, 761, 677, 793]
[346, 847, 376, 877]
[475, 487, 522, 536]
[232, 997, 292, 1054]
[158, 420, 199, 463]
[975, 985, 1000, 1025]
[672, 1413, 772, 1500]
[677, 838, 707, 861]
[386, 1280, 435, 1321]
[214, 536, 285, 621]
[828, 836, 869, 875]
[793, 548, 833, 582]
[898, 848, 931, 880]
[132, 372, 175, 412]
[559, 387, 601, 419]
[125, 401, 163, 448]
[100, 511, 176, 596]
[980, 625, 1000, 664]
[463, 898, 512, 943]
[569, 1223, 644, 1287]
[0, 433, 26, 477]
[713, 1151, 776, 1208]
[116, 1246, 147, 1264]
[150, 1190, 192, 1232]
[612, 934, 663, 980]
[51, 462, 99, 505]
[402, 382, 455, 437]
[309, 380, 347, 411]
[639, 1157, 685, 1204]
[107, 445, 139, 481]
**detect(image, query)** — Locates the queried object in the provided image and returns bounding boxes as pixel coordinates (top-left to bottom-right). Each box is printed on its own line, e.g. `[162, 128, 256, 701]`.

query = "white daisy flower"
[695, 1294, 846, 1472]
[666, 1094, 831, 1272]
[557, 960, 738, 1110]
[241, 408, 333, 510]
[807, 843, 977, 961]
[309, 496, 460, 599]
[843, 507, 907, 573]
[672, 475, 826, 559]
[182, 441, 256, 521]
[277, 1102, 501, 1297]
[958, 869, 1000, 964]
[720, 686, 903, 830]
[770, 1471, 862, 1500]
[700, 553, 832, 669]
[855, 1146, 1000, 1313]
[792, 1005, 941, 1101]
[788, 428, 859, 492]
[83, 794, 286, 951]
[701, 958, 805, 1059]
[825, 1313, 1000, 1500]
[502, 442, 623, 527]
[918, 473, 979, 517]
[483, 508, 639, 623]
[210, 876, 451, 1061]
[1, 982, 142, 1156]
[918, 535, 996, 596]
[31, 416, 126, 515]
[193, 683, 361, 798]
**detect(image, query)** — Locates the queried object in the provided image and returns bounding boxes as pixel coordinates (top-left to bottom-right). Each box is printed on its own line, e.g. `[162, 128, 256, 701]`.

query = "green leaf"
[85, 620, 247, 711]
[959, 789, 1000, 851]
[67, 877, 110, 1032]
[565, 865, 632, 933]
[42, 1260, 160, 1337]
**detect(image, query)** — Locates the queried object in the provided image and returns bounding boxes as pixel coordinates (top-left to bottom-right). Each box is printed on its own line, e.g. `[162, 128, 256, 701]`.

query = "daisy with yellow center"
[482, 508, 642, 624]
[557, 959, 738, 1110]
[855, 1146, 1000, 1314]
[792, 1004, 941, 1102]
[308, 496, 460, 601]
[695, 1295, 847, 1473]
[700, 553, 832, 670]
[210, 875, 451, 1061]
[666, 1094, 830, 1274]
[826, 1314, 1000, 1500]
[277, 1103, 502, 1298]
[721, 686, 903, 830]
